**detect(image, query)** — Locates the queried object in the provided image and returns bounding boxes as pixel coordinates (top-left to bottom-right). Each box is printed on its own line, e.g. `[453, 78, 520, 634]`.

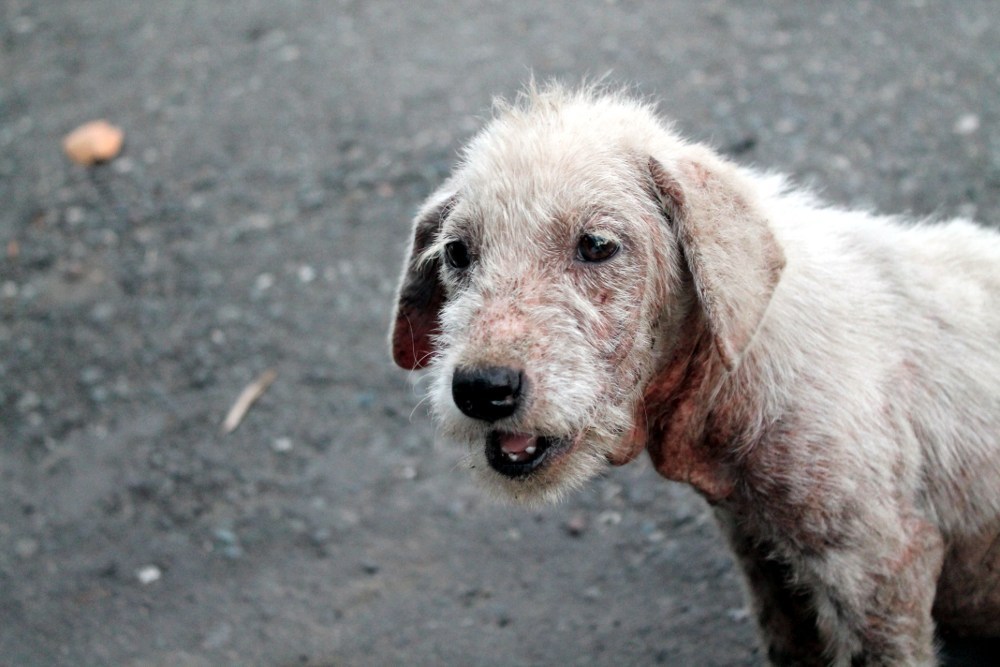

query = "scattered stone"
[63, 120, 125, 165]
[355, 390, 376, 409]
[17, 391, 41, 413]
[495, 606, 513, 628]
[15, 537, 39, 559]
[276, 45, 301, 63]
[213, 528, 238, 545]
[112, 156, 135, 174]
[89, 386, 110, 403]
[80, 366, 105, 385]
[954, 113, 980, 136]
[65, 206, 86, 226]
[136, 564, 161, 585]
[12, 15, 36, 34]
[726, 607, 751, 623]
[201, 622, 232, 650]
[90, 302, 116, 324]
[254, 273, 275, 291]
[395, 464, 417, 480]
[212, 528, 243, 559]
[639, 519, 659, 537]
[243, 213, 274, 231]
[272, 437, 293, 452]
[597, 510, 622, 526]
[296, 187, 325, 211]
[309, 527, 331, 547]
[297, 265, 316, 283]
[565, 513, 587, 537]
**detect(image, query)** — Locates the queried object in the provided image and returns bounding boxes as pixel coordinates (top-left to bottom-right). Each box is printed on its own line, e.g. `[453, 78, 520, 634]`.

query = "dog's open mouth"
[486, 431, 567, 478]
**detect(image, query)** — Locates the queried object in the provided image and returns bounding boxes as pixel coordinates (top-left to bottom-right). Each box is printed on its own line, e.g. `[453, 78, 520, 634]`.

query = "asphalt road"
[2, 1, 999, 665]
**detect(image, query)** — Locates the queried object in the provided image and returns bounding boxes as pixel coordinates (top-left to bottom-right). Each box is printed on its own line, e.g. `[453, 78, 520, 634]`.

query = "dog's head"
[390, 85, 783, 503]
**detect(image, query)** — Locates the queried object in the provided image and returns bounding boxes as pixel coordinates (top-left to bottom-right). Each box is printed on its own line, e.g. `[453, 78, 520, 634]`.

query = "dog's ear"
[648, 154, 785, 371]
[390, 188, 456, 370]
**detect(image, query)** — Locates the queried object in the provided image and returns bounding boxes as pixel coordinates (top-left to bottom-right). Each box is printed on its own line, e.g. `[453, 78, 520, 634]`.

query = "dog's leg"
[806, 514, 944, 666]
[716, 510, 827, 666]
[719, 508, 944, 665]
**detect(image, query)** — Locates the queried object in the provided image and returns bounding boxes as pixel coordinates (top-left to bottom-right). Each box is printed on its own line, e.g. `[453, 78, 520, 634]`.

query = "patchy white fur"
[390, 83, 1000, 664]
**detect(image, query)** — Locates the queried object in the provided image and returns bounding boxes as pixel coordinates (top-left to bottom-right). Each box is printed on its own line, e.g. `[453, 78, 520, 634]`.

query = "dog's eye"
[444, 239, 471, 269]
[577, 234, 620, 263]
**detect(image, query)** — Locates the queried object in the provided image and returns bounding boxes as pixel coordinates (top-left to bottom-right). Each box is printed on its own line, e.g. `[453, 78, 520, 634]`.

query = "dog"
[388, 83, 1000, 665]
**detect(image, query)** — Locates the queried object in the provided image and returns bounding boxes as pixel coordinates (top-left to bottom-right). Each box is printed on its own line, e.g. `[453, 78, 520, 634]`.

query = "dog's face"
[391, 87, 784, 503]
[427, 149, 681, 502]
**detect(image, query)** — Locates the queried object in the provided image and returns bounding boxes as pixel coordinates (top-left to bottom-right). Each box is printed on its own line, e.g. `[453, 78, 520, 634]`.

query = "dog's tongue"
[498, 432, 538, 455]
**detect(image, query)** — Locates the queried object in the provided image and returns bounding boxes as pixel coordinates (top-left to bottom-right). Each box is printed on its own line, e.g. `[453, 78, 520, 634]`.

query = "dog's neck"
[642, 308, 738, 502]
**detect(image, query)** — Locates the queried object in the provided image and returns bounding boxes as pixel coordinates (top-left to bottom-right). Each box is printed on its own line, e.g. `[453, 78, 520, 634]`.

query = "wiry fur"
[389, 82, 1000, 665]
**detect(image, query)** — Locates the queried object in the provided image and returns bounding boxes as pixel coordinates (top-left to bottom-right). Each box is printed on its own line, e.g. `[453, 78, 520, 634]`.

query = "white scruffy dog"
[390, 83, 1000, 665]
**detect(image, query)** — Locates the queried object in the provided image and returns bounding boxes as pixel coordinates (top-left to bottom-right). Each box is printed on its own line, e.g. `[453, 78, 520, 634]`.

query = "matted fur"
[389, 82, 1000, 665]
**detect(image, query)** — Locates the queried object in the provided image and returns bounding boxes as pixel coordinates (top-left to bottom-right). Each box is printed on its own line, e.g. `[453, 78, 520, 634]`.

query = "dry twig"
[222, 368, 277, 434]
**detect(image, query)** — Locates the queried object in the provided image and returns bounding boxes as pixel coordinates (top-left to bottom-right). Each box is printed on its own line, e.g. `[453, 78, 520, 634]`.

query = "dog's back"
[743, 184, 1000, 636]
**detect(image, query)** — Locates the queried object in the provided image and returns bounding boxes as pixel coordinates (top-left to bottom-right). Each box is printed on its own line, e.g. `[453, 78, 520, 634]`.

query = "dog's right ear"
[390, 188, 457, 370]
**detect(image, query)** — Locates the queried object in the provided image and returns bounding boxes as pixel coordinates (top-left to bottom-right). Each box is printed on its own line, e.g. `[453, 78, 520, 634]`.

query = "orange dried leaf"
[63, 120, 124, 165]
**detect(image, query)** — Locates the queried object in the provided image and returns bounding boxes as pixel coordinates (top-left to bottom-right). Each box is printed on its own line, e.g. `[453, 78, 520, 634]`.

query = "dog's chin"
[469, 429, 614, 506]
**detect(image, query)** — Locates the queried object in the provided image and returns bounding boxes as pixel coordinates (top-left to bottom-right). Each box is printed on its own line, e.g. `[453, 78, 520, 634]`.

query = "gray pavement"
[2, 1, 999, 665]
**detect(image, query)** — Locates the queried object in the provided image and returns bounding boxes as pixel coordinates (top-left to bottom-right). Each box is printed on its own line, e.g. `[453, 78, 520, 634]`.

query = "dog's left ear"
[648, 154, 785, 371]
[390, 187, 456, 370]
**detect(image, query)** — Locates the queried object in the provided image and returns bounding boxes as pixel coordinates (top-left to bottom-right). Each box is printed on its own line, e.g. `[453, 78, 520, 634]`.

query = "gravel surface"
[2, 1, 999, 665]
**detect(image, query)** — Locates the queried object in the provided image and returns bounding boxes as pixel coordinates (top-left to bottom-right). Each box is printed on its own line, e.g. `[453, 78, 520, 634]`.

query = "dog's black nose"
[452, 366, 523, 422]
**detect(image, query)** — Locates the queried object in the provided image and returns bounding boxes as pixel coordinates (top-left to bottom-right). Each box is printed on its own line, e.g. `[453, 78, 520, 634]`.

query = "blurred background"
[1, 1, 998, 665]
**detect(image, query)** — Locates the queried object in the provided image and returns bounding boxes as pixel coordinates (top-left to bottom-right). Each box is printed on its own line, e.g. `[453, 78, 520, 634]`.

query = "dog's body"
[390, 84, 1000, 665]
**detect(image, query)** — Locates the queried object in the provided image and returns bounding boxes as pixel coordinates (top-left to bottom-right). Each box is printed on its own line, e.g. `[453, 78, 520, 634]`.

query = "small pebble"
[136, 565, 161, 585]
[727, 607, 751, 623]
[355, 390, 376, 409]
[65, 207, 86, 226]
[213, 528, 238, 546]
[80, 366, 104, 385]
[565, 513, 587, 536]
[17, 391, 41, 413]
[272, 437, 293, 452]
[310, 528, 331, 546]
[297, 265, 316, 283]
[597, 510, 622, 526]
[15, 537, 39, 559]
[112, 156, 135, 174]
[954, 113, 980, 135]
[201, 622, 232, 650]
[12, 16, 35, 34]
[254, 273, 275, 291]
[212, 528, 243, 559]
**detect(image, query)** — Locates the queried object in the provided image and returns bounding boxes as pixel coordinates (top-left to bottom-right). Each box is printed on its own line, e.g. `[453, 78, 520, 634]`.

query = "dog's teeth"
[506, 451, 520, 461]
[524, 445, 537, 455]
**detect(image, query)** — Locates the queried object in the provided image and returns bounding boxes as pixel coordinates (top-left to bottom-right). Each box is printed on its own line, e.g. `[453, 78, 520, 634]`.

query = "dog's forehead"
[447, 95, 681, 235]
[450, 141, 646, 244]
